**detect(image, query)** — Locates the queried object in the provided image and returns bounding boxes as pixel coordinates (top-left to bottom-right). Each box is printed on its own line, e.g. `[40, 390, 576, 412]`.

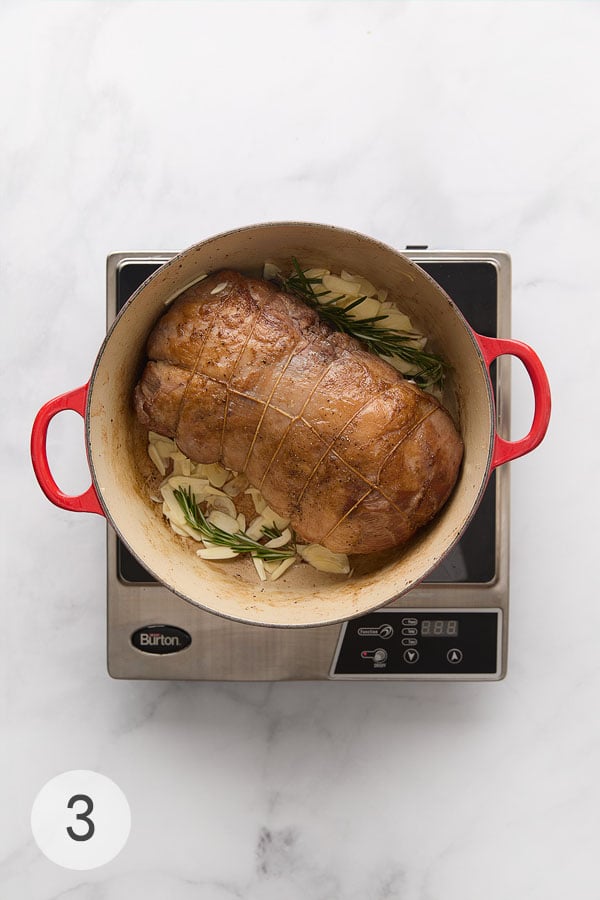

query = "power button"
[361, 648, 388, 667]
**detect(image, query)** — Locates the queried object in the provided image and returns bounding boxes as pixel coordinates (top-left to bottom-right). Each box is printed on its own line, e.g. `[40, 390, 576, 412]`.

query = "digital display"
[420, 619, 459, 638]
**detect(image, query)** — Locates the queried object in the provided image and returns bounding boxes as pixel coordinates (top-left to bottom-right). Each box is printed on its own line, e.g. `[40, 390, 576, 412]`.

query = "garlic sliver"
[207, 510, 240, 534]
[154, 440, 178, 460]
[380, 309, 414, 334]
[246, 516, 266, 541]
[269, 556, 297, 581]
[149, 430, 176, 450]
[170, 523, 189, 537]
[323, 274, 361, 296]
[357, 278, 377, 298]
[298, 543, 350, 574]
[264, 528, 292, 549]
[167, 476, 225, 500]
[263, 262, 281, 280]
[206, 494, 237, 518]
[348, 297, 380, 321]
[260, 506, 290, 531]
[388, 357, 419, 376]
[223, 473, 249, 497]
[245, 487, 268, 514]
[205, 464, 230, 488]
[189, 463, 230, 488]
[251, 556, 267, 581]
[182, 524, 203, 542]
[196, 546, 239, 560]
[171, 454, 192, 476]
[148, 443, 166, 476]
[160, 488, 188, 528]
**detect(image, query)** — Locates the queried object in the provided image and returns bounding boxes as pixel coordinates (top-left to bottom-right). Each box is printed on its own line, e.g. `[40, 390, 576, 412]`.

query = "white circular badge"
[31, 770, 131, 870]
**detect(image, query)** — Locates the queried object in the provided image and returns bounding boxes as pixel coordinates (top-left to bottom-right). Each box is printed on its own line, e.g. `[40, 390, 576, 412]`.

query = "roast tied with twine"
[134, 270, 463, 554]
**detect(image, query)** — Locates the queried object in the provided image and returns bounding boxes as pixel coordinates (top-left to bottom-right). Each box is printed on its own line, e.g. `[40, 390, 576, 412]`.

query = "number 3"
[66, 794, 95, 842]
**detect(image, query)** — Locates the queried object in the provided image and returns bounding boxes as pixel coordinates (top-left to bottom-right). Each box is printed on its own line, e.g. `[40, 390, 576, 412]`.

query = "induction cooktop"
[106, 248, 510, 681]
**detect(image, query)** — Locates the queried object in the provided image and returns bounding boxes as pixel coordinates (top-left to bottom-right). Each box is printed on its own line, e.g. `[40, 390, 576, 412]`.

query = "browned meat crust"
[134, 270, 463, 554]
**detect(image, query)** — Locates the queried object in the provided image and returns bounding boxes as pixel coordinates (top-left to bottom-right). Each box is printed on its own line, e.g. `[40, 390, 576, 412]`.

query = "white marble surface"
[2, 0, 600, 897]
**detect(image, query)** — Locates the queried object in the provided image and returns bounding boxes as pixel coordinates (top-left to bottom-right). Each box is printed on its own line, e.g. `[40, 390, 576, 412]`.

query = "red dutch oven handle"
[475, 333, 551, 469]
[31, 383, 105, 515]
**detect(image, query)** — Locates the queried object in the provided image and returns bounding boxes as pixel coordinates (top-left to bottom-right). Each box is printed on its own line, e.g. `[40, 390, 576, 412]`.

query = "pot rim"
[83, 221, 498, 628]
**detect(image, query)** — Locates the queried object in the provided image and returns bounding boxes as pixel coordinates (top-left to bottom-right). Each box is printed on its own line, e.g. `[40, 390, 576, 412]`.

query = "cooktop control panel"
[330, 609, 501, 679]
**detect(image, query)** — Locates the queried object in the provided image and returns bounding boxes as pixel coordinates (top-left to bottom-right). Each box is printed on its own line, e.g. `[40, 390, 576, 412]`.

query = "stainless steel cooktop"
[106, 249, 511, 681]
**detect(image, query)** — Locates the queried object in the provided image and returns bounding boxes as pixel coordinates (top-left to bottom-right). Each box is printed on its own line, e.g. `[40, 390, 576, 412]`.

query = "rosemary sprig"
[260, 524, 285, 541]
[174, 487, 296, 560]
[274, 258, 446, 389]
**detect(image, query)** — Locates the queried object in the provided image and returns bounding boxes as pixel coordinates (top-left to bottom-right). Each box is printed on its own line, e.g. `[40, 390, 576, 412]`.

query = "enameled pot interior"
[88, 223, 494, 627]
